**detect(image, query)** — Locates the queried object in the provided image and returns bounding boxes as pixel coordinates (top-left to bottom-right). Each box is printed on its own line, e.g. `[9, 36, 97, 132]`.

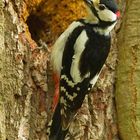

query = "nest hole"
[26, 14, 46, 42]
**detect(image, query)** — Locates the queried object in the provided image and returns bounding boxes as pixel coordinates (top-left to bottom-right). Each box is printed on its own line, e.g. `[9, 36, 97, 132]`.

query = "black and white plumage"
[48, 0, 120, 139]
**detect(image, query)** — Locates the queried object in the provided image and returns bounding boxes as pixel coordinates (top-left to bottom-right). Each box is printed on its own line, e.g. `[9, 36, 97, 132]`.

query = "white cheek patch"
[98, 9, 117, 22]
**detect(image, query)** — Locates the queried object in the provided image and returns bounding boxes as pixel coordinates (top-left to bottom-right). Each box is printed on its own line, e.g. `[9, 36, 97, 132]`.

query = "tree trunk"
[0, 0, 124, 139]
[115, 0, 140, 139]
[0, 0, 48, 139]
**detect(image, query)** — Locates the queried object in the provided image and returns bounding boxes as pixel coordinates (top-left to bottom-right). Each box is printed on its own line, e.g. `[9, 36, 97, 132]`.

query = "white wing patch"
[51, 21, 83, 75]
[70, 30, 89, 83]
[90, 74, 100, 87]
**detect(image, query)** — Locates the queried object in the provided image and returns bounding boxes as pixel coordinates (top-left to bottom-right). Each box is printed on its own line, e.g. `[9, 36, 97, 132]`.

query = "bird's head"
[84, 0, 120, 23]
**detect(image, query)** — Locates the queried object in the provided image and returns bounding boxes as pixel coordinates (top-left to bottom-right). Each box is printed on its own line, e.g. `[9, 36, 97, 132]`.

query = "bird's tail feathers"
[47, 103, 67, 140]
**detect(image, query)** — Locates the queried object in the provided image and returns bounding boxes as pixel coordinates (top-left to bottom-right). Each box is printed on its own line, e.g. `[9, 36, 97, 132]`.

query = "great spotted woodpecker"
[48, 0, 120, 139]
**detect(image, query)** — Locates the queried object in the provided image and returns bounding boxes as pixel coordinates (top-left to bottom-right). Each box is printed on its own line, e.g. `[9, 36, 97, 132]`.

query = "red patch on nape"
[116, 10, 120, 18]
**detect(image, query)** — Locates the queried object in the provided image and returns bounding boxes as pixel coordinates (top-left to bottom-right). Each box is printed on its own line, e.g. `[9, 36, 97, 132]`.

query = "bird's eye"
[99, 4, 106, 10]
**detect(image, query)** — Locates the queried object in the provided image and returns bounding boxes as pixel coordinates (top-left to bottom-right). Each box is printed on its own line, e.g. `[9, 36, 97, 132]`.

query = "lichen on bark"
[115, 0, 140, 139]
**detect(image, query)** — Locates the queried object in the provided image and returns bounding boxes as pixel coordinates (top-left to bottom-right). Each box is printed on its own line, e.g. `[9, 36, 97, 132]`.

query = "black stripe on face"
[100, 0, 118, 13]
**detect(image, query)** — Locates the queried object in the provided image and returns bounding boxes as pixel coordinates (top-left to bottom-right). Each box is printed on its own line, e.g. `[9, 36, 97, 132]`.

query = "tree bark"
[115, 0, 140, 140]
[0, 0, 48, 139]
[0, 0, 124, 139]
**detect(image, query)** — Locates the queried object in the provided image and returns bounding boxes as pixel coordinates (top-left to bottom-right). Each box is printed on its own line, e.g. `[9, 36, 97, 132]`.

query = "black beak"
[84, 0, 99, 19]
[83, 0, 93, 6]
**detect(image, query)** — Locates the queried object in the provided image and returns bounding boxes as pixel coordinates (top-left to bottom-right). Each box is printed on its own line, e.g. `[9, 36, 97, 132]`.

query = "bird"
[47, 0, 120, 139]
